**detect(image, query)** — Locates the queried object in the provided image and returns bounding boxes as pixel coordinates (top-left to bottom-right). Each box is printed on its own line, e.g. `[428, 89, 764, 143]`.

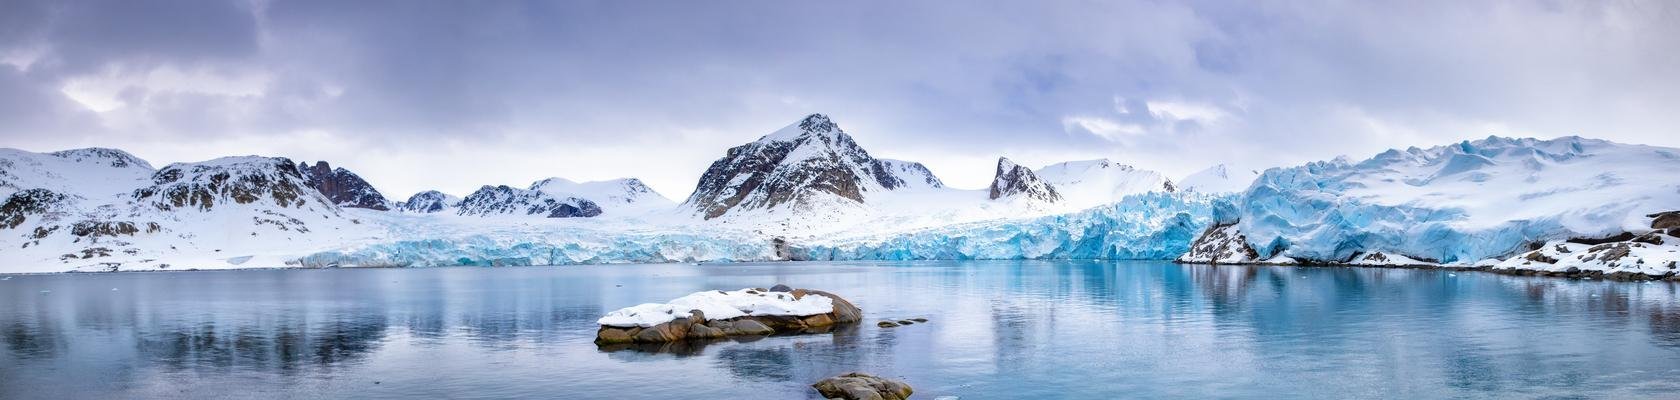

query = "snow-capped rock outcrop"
[1230, 136, 1680, 265]
[684, 114, 941, 220]
[456, 185, 602, 218]
[874, 159, 944, 190]
[297, 161, 391, 210]
[529, 177, 673, 214]
[987, 157, 1060, 203]
[396, 190, 460, 213]
[1178, 164, 1258, 194]
[1034, 159, 1173, 208]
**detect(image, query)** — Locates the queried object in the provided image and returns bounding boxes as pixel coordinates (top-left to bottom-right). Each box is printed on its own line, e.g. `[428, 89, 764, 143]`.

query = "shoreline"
[1172, 260, 1680, 282]
[5, 258, 1676, 283]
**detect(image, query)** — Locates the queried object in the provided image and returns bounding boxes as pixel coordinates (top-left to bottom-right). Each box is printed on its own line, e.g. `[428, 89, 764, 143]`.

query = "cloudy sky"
[1, 0, 1676, 200]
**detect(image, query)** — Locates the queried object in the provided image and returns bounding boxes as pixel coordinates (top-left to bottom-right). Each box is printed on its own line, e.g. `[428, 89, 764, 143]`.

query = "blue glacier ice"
[797, 192, 1229, 261]
[1234, 136, 1680, 264]
[294, 231, 776, 267]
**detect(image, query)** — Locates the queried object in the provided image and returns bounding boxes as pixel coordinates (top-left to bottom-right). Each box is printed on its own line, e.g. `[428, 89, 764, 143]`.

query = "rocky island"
[595, 285, 862, 345]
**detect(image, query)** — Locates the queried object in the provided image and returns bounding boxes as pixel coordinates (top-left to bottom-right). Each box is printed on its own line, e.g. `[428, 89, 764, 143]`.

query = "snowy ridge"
[456, 184, 602, 218]
[395, 190, 460, 213]
[1231, 136, 1680, 266]
[1034, 158, 1174, 208]
[530, 177, 673, 214]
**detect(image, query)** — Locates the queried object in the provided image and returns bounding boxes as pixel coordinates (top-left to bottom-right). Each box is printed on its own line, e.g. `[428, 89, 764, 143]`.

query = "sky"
[1, 0, 1677, 201]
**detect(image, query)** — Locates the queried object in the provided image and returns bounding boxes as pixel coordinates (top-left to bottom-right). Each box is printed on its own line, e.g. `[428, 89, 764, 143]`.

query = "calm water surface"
[3, 261, 1679, 399]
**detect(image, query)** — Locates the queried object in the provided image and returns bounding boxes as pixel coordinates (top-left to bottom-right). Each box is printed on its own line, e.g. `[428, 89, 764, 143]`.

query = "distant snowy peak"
[1178, 164, 1258, 194]
[296, 161, 390, 211]
[396, 190, 460, 213]
[456, 185, 602, 218]
[988, 157, 1061, 202]
[529, 177, 673, 212]
[1034, 158, 1173, 207]
[685, 113, 938, 219]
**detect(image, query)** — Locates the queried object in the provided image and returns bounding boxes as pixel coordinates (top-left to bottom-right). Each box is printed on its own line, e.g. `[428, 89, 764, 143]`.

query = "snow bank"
[597, 288, 836, 328]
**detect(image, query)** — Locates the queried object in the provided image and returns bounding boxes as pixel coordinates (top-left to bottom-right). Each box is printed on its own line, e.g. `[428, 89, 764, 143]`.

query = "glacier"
[797, 192, 1228, 261]
[1233, 136, 1680, 264]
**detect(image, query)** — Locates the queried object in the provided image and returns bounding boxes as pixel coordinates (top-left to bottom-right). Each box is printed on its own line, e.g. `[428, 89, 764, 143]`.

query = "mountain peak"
[685, 113, 938, 220]
[989, 157, 1061, 202]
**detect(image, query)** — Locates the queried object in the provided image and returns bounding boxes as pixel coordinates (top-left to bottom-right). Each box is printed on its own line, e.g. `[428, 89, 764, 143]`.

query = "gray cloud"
[0, 0, 1676, 198]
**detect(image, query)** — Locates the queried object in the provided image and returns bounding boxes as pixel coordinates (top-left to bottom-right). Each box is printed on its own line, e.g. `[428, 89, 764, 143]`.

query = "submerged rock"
[812, 373, 913, 400]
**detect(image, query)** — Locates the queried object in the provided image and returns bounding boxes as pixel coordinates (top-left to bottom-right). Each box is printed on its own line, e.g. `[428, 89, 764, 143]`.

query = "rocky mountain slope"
[297, 161, 391, 210]
[1033, 158, 1173, 207]
[395, 190, 460, 213]
[683, 114, 942, 220]
[987, 157, 1061, 203]
[456, 184, 603, 218]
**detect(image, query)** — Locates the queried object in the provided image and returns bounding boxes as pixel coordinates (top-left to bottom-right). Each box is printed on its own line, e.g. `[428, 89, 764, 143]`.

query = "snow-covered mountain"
[1177, 164, 1258, 194]
[1, 151, 373, 272]
[456, 184, 603, 218]
[1182, 136, 1680, 272]
[1034, 159, 1174, 208]
[684, 114, 942, 221]
[297, 161, 391, 210]
[987, 157, 1061, 203]
[395, 190, 460, 213]
[529, 177, 673, 214]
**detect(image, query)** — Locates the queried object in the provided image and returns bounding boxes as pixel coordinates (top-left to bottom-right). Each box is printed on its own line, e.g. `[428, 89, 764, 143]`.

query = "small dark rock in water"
[878, 321, 900, 328]
[769, 284, 793, 292]
[896, 320, 915, 325]
[910, 318, 928, 323]
[812, 372, 913, 400]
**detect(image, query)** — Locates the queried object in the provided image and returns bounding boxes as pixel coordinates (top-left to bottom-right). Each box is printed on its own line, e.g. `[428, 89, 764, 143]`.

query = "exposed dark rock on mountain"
[987, 157, 1061, 202]
[297, 161, 390, 210]
[456, 185, 602, 218]
[683, 114, 942, 219]
[396, 190, 460, 213]
[0, 189, 69, 230]
[135, 157, 324, 213]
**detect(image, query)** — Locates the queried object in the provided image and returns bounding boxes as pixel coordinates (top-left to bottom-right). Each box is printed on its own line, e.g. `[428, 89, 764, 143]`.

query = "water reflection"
[0, 262, 1677, 399]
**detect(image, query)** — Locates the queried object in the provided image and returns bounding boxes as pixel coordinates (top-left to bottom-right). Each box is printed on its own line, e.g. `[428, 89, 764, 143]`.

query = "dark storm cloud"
[0, 0, 1676, 197]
